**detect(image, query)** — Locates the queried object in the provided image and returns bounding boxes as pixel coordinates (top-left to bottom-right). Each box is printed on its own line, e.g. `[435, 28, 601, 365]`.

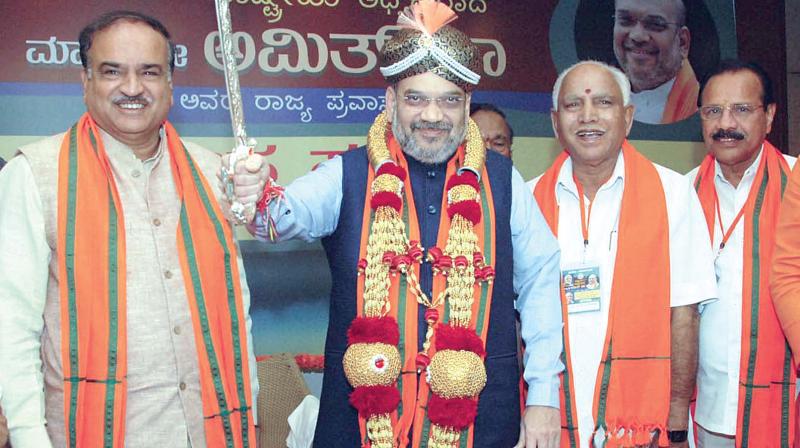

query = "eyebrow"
[97, 61, 164, 71]
[561, 92, 616, 104]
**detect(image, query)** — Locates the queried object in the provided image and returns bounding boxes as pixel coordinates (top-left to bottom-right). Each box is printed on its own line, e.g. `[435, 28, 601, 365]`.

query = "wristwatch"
[667, 430, 689, 443]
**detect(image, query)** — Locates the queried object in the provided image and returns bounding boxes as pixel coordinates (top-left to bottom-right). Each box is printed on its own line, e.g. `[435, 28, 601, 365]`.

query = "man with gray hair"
[528, 60, 716, 446]
[613, 0, 699, 124]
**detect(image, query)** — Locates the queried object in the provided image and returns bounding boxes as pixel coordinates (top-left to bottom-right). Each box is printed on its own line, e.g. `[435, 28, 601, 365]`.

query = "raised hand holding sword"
[215, 0, 280, 232]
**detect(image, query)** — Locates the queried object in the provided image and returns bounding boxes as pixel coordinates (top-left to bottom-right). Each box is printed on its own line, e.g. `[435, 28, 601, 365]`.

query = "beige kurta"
[0, 128, 258, 448]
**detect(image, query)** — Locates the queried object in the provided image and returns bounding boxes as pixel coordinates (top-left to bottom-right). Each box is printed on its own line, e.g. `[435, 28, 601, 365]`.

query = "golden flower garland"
[352, 110, 487, 448]
[364, 110, 485, 322]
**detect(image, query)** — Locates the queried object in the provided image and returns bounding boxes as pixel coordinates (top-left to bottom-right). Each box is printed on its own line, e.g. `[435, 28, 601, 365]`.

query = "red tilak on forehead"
[585, 89, 592, 94]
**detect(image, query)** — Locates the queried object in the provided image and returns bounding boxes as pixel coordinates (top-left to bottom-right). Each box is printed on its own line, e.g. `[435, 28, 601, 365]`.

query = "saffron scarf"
[57, 113, 256, 448]
[534, 141, 671, 447]
[693, 141, 795, 447]
[352, 131, 496, 448]
[661, 59, 699, 124]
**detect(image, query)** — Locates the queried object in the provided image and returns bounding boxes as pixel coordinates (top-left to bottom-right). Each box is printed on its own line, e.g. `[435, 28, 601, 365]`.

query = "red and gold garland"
[343, 110, 494, 448]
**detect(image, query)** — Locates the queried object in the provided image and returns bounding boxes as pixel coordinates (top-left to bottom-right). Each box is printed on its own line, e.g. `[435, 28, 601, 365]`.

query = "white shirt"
[686, 148, 796, 435]
[528, 151, 718, 447]
[631, 77, 675, 124]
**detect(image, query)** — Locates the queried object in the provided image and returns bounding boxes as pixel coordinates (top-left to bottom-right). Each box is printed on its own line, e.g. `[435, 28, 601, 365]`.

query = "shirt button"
[164, 270, 173, 279]
[131, 169, 141, 178]
[153, 218, 161, 227]
[427, 205, 437, 215]
[173, 326, 181, 335]
[427, 170, 436, 178]
[179, 382, 186, 391]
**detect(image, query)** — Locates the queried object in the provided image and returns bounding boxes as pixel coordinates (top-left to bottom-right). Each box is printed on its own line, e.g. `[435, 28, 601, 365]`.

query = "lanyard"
[713, 189, 746, 255]
[574, 176, 592, 250]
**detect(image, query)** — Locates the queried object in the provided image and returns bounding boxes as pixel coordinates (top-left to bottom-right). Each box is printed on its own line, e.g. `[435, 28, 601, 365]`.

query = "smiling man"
[688, 59, 796, 447]
[613, 0, 699, 124]
[529, 60, 716, 447]
[228, 1, 564, 446]
[0, 11, 259, 448]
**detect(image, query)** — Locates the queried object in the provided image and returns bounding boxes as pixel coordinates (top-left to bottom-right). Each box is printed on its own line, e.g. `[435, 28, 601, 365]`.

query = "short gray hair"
[551, 60, 631, 111]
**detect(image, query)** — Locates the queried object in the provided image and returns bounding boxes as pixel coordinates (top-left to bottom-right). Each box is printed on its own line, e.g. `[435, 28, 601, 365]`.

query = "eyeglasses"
[402, 94, 465, 110]
[699, 103, 764, 121]
[613, 13, 680, 33]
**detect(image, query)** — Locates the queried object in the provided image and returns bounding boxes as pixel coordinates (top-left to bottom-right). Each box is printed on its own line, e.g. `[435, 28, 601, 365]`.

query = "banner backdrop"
[0, 0, 736, 357]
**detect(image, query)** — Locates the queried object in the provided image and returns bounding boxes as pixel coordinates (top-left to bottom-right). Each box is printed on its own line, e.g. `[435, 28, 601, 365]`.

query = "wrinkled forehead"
[560, 65, 622, 102]
[614, 0, 682, 21]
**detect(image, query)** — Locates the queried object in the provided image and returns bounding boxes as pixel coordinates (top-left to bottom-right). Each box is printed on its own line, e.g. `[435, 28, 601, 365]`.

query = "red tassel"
[347, 317, 400, 345]
[407, 241, 424, 261]
[371, 191, 402, 211]
[453, 255, 469, 269]
[435, 324, 485, 357]
[427, 395, 478, 429]
[436, 255, 452, 271]
[376, 162, 407, 181]
[350, 385, 401, 417]
[416, 352, 431, 371]
[426, 246, 443, 263]
[424, 308, 439, 323]
[446, 171, 479, 190]
[447, 200, 481, 225]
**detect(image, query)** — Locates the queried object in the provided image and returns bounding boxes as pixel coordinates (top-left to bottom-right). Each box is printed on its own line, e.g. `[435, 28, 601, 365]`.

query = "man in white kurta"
[528, 60, 716, 447]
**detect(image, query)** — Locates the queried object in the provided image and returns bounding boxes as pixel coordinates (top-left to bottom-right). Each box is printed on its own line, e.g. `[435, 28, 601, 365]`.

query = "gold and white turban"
[379, 0, 481, 91]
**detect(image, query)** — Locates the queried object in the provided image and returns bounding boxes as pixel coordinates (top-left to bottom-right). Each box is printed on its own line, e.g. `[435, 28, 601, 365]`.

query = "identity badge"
[562, 264, 601, 314]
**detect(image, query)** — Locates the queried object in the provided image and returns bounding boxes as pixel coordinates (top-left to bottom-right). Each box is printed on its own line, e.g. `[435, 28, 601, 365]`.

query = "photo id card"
[562, 263, 601, 314]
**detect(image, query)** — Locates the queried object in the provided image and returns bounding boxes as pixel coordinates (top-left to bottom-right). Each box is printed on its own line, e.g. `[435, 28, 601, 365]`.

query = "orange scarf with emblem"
[57, 113, 256, 447]
[693, 141, 795, 447]
[533, 141, 671, 447]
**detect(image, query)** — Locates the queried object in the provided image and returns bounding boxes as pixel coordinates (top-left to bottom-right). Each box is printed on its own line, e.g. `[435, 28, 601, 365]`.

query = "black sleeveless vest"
[315, 148, 520, 446]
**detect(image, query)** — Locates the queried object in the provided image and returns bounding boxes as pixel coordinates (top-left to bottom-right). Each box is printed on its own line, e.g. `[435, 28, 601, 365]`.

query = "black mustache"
[712, 129, 745, 141]
[113, 95, 149, 104]
[411, 121, 452, 131]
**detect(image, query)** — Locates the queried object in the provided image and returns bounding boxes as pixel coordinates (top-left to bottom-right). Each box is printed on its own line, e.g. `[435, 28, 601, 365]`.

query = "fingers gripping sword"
[216, 0, 258, 225]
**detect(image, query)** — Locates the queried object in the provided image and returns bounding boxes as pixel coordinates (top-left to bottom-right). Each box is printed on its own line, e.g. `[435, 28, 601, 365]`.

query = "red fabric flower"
[347, 316, 400, 345]
[435, 324, 486, 357]
[427, 395, 478, 429]
[350, 385, 401, 417]
[371, 191, 402, 211]
[446, 171, 479, 190]
[376, 162, 407, 181]
[447, 200, 481, 225]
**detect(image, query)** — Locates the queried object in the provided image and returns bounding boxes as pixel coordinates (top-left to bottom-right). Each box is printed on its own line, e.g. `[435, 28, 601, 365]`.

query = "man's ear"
[678, 26, 691, 58]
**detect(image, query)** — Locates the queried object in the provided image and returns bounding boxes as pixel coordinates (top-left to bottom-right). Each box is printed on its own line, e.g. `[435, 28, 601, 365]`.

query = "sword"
[215, 0, 257, 224]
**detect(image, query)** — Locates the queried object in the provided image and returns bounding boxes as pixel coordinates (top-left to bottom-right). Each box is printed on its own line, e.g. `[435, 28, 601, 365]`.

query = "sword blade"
[215, 0, 249, 157]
